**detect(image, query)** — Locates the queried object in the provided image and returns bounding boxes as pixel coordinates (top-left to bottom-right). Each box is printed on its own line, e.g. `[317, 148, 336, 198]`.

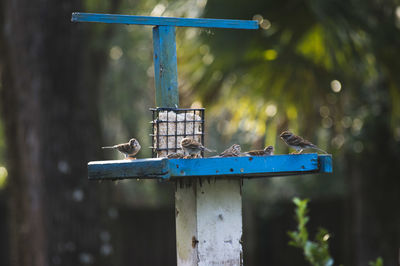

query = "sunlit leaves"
[175, 0, 400, 159]
[296, 25, 333, 71]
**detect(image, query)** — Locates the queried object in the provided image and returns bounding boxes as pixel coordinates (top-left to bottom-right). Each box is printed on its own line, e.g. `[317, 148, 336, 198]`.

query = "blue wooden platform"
[88, 154, 332, 180]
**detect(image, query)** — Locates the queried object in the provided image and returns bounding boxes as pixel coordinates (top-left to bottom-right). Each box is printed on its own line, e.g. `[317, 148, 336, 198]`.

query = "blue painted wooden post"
[153, 26, 179, 107]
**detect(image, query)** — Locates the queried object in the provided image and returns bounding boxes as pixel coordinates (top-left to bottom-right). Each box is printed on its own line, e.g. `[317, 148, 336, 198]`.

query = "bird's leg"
[296, 149, 303, 154]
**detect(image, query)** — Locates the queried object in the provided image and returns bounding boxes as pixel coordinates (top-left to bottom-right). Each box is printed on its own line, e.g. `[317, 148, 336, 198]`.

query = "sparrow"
[244, 145, 274, 156]
[180, 138, 215, 157]
[280, 131, 327, 154]
[102, 138, 141, 158]
[167, 153, 185, 159]
[218, 144, 241, 157]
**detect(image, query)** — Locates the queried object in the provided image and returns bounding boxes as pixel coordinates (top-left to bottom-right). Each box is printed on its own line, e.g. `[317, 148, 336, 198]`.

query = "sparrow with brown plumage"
[244, 145, 274, 156]
[180, 137, 215, 158]
[218, 144, 241, 157]
[102, 138, 141, 158]
[280, 131, 327, 154]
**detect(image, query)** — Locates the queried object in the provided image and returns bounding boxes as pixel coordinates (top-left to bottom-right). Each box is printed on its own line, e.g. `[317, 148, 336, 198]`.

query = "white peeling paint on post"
[175, 178, 243, 266]
[176, 179, 198, 266]
[197, 178, 243, 266]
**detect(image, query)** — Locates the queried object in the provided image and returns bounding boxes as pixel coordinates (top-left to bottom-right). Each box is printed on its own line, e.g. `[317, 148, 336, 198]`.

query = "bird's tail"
[312, 146, 327, 154]
[102, 146, 115, 149]
[203, 147, 216, 153]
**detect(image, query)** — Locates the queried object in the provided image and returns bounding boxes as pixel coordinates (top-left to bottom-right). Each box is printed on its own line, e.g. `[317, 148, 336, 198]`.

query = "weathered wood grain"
[88, 158, 169, 180]
[153, 26, 179, 107]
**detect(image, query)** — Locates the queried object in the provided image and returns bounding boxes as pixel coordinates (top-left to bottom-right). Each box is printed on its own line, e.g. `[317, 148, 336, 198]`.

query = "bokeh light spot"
[252, 14, 263, 24]
[109, 46, 123, 60]
[330, 80, 342, 93]
[322, 117, 333, 128]
[352, 118, 363, 132]
[199, 45, 210, 55]
[260, 19, 271, 30]
[202, 54, 214, 65]
[265, 104, 277, 117]
[319, 106, 330, 118]
[396, 6, 400, 20]
[0, 166, 8, 188]
[332, 134, 345, 149]
[341, 116, 352, 128]
[263, 49, 278, 61]
[212, 71, 223, 81]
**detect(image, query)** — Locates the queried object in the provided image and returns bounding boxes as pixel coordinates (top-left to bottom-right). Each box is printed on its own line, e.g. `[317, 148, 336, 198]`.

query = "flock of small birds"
[102, 131, 327, 159]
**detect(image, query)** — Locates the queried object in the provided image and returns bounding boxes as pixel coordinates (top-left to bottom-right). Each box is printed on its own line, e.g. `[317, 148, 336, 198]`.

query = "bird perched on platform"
[244, 145, 274, 156]
[102, 138, 141, 158]
[218, 144, 241, 157]
[280, 131, 327, 154]
[180, 138, 215, 158]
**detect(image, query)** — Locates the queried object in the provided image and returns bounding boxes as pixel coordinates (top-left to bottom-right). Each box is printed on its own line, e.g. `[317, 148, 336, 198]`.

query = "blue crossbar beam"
[71, 12, 259, 29]
[88, 154, 332, 180]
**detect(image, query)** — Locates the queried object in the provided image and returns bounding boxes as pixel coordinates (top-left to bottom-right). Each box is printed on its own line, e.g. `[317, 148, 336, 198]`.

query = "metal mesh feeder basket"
[150, 107, 205, 158]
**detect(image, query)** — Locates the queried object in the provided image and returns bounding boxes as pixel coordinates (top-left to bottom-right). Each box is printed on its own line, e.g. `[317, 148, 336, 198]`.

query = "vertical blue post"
[152, 26, 179, 107]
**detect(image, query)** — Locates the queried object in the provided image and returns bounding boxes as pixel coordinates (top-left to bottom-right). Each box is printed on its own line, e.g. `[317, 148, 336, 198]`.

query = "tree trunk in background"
[0, 0, 117, 265]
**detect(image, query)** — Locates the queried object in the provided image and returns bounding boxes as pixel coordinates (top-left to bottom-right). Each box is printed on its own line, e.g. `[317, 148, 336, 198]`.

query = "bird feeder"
[72, 12, 332, 266]
[150, 107, 205, 158]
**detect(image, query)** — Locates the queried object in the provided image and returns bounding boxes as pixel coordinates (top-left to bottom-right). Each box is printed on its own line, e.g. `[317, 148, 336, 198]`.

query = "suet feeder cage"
[150, 107, 205, 158]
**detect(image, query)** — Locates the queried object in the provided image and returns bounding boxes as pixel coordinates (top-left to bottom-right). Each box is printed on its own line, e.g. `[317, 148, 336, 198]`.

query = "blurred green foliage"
[288, 197, 334, 266]
[289, 198, 385, 266]
[84, 0, 400, 207]
[369, 257, 384, 266]
[183, 0, 400, 151]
